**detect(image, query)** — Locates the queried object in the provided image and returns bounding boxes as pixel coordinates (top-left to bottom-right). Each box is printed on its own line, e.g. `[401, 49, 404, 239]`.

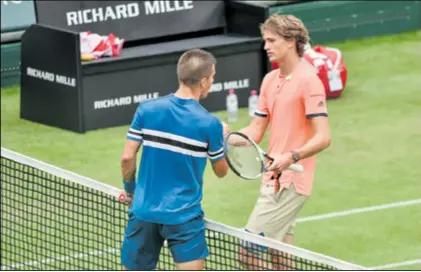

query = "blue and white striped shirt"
[127, 93, 224, 224]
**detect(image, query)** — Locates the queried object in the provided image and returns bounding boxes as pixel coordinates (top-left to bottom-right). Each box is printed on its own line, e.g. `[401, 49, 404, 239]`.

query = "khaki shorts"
[245, 184, 307, 241]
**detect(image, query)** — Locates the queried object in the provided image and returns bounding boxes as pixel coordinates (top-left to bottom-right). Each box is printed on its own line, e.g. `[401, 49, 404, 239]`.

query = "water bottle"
[226, 89, 238, 123]
[248, 90, 258, 117]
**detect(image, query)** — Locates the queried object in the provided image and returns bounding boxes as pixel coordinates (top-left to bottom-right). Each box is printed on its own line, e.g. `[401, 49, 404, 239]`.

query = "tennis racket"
[224, 132, 304, 180]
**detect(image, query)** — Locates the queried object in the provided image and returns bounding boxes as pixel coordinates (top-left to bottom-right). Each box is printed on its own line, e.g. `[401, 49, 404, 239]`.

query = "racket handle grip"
[288, 163, 304, 173]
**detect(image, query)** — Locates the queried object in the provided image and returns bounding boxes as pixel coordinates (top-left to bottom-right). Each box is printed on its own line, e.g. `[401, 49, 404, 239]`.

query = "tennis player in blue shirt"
[120, 49, 229, 270]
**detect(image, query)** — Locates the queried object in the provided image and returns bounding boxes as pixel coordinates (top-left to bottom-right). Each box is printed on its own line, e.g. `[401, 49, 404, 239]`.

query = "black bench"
[20, 0, 270, 133]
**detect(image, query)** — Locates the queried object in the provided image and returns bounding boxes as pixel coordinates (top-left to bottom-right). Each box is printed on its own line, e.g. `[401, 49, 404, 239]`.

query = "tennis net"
[1, 147, 366, 270]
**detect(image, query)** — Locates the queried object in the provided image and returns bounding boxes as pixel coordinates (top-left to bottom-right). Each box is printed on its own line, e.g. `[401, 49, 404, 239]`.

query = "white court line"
[296, 199, 421, 223]
[2, 198, 420, 270]
[2, 248, 117, 270]
[370, 259, 421, 270]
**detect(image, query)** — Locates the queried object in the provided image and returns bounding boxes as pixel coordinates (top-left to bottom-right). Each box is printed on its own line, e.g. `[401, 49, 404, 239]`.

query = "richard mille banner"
[34, 1, 226, 42]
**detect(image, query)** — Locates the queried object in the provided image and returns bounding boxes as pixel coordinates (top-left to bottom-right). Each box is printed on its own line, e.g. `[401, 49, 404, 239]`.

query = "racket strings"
[226, 138, 264, 179]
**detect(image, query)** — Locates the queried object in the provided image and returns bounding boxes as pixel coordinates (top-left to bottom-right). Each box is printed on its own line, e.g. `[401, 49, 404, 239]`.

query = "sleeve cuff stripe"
[128, 130, 143, 137]
[129, 128, 142, 133]
[306, 113, 328, 118]
[255, 111, 268, 117]
[129, 128, 142, 134]
[209, 153, 225, 161]
[208, 147, 224, 156]
[208, 150, 224, 159]
[127, 134, 143, 141]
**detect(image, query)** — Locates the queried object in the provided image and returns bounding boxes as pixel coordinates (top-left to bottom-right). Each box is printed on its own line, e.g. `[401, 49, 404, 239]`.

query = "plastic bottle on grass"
[226, 89, 238, 123]
[248, 90, 258, 118]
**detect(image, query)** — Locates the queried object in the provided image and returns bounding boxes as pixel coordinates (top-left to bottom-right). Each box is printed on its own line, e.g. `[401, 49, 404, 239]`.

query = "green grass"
[1, 166, 126, 270]
[2, 30, 421, 270]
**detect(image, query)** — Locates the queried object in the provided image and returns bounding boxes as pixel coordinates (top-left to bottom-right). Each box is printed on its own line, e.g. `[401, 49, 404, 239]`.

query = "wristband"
[122, 179, 136, 194]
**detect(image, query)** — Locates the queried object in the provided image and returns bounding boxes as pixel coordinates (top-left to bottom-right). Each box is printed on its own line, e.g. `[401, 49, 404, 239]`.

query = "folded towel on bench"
[80, 31, 125, 61]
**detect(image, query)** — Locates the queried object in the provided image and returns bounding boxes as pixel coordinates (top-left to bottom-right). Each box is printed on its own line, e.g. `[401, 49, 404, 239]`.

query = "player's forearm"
[239, 127, 259, 144]
[240, 120, 266, 144]
[121, 156, 137, 182]
[296, 132, 331, 160]
[239, 125, 253, 139]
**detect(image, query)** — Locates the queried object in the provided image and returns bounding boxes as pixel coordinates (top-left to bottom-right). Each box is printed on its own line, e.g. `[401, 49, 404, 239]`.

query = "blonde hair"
[260, 14, 310, 57]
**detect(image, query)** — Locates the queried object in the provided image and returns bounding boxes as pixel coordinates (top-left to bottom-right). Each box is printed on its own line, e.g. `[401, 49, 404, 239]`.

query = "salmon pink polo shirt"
[254, 60, 328, 196]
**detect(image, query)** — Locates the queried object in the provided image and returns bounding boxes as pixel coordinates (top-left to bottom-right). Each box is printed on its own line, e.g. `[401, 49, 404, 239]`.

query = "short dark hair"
[177, 49, 216, 87]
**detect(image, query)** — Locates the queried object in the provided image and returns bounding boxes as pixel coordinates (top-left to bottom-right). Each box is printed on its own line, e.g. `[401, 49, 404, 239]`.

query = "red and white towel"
[80, 31, 125, 60]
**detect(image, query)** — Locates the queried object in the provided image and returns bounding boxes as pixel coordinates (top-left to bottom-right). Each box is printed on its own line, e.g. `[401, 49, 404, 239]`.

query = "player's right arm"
[239, 75, 270, 144]
[240, 116, 269, 144]
[121, 105, 144, 201]
[208, 117, 229, 178]
[121, 140, 140, 184]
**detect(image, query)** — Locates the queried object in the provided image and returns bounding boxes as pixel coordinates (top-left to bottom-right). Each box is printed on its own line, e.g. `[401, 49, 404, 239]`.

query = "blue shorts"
[121, 212, 208, 270]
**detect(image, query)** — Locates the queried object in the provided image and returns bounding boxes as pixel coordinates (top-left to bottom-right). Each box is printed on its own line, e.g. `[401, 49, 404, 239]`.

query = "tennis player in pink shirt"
[237, 14, 332, 269]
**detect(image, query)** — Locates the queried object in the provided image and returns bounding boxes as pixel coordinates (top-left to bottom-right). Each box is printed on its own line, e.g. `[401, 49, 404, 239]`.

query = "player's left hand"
[267, 152, 295, 173]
